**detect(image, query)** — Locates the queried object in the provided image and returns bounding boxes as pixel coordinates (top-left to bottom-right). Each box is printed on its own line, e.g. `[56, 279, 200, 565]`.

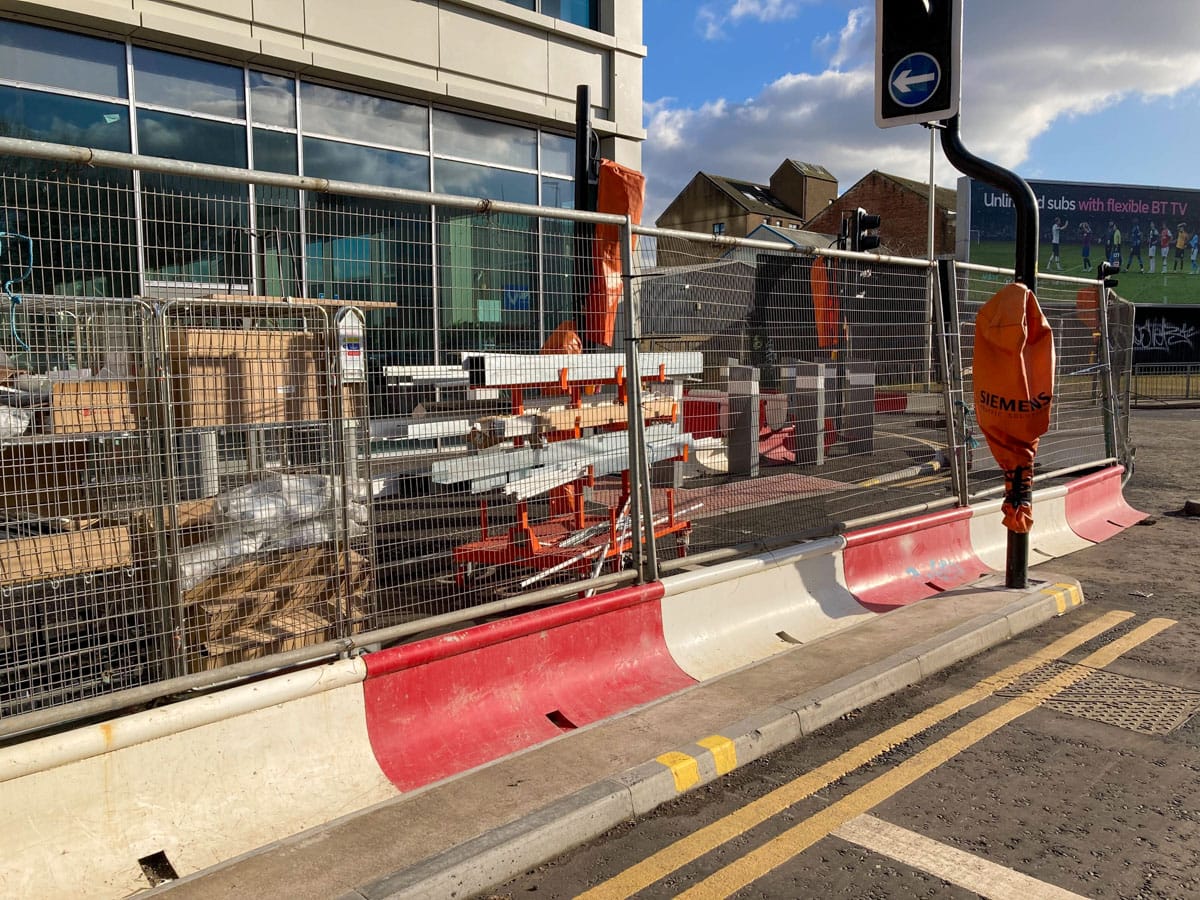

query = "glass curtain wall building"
[0, 16, 584, 360]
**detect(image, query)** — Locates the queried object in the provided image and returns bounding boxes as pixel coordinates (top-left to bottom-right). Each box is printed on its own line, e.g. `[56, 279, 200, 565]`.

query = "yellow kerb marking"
[1042, 581, 1082, 615]
[578, 609, 1133, 900]
[698, 736, 737, 775]
[679, 617, 1176, 900]
[656, 751, 700, 793]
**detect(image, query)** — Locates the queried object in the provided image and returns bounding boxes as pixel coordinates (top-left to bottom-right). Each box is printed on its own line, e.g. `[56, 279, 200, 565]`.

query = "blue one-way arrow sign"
[876, 0, 961, 128]
[889, 52, 940, 107]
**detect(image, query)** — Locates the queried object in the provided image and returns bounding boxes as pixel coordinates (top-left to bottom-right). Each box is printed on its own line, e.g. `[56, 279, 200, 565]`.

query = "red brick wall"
[804, 173, 955, 258]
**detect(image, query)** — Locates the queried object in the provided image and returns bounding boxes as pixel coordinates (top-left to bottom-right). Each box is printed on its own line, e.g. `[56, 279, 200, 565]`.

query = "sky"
[640, 1, 1200, 222]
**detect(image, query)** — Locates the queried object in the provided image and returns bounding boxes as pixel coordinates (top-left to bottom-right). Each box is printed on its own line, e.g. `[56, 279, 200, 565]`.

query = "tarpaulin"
[973, 282, 1055, 533]
[586, 160, 645, 347]
[812, 256, 840, 351]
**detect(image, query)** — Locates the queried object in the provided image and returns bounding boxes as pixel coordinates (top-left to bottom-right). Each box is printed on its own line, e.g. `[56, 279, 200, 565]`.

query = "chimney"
[769, 160, 838, 223]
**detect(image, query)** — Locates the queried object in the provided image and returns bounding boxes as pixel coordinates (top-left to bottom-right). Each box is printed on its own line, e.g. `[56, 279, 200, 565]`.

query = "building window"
[502, 0, 598, 29]
[540, 133, 575, 177]
[433, 110, 537, 170]
[133, 47, 244, 118]
[0, 19, 127, 97]
[249, 71, 296, 129]
[712, 222, 726, 235]
[0, 14, 580, 345]
[300, 81, 428, 151]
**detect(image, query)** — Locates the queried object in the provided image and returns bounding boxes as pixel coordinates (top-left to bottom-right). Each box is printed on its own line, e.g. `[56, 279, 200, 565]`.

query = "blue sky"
[640, 1, 1200, 220]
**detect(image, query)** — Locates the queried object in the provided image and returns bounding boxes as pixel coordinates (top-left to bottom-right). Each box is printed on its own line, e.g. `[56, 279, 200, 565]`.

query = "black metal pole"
[573, 85, 597, 342]
[940, 114, 1039, 589]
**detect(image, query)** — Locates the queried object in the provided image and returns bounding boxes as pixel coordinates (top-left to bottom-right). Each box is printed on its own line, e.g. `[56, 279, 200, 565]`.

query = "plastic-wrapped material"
[178, 529, 266, 591]
[265, 515, 334, 551]
[279, 474, 331, 520]
[0, 407, 32, 439]
[216, 478, 290, 529]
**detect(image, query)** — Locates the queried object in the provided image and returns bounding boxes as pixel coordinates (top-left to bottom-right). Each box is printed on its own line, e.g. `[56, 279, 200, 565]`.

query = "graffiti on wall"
[1132, 305, 1200, 365]
[1134, 317, 1197, 353]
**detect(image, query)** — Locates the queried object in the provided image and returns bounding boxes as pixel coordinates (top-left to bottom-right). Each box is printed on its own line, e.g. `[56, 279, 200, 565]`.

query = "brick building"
[804, 170, 957, 258]
[656, 160, 838, 238]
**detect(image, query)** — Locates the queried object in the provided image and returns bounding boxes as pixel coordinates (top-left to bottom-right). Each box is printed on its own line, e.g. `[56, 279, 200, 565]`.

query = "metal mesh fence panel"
[955, 264, 1129, 498]
[0, 138, 1139, 731]
[0, 297, 159, 715]
[631, 231, 952, 558]
[155, 299, 364, 677]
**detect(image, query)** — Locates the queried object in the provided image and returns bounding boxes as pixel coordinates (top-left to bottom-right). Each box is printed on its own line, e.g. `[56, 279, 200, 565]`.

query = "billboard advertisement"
[957, 177, 1200, 305]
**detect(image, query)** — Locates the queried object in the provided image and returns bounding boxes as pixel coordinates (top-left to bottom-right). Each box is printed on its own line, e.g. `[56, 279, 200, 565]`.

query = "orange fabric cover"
[540, 320, 583, 355]
[587, 160, 645, 347]
[1075, 286, 1100, 332]
[973, 282, 1056, 533]
[812, 256, 840, 350]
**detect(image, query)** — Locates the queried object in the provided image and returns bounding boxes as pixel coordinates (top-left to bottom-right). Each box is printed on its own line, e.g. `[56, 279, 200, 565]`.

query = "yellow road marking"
[679, 617, 1176, 899]
[656, 751, 700, 793]
[697, 736, 737, 776]
[578, 608, 1132, 900]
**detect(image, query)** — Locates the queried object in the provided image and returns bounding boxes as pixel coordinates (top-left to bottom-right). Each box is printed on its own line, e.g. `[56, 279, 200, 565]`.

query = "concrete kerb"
[344, 780, 635, 900]
[345, 574, 1085, 900]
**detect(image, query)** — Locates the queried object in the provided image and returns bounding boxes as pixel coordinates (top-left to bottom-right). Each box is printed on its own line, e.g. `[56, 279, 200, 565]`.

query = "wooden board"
[166, 328, 329, 428]
[0, 525, 132, 585]
[183, 544, 372, 672]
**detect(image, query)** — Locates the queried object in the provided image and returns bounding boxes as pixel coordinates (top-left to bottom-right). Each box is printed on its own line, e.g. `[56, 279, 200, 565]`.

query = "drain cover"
[998, 662, 1200, 736]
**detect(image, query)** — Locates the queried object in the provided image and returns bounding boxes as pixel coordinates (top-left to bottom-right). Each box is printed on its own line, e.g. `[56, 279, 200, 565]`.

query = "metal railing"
[1130, 362, 1200, 405]
[0, 136, 1135, 738]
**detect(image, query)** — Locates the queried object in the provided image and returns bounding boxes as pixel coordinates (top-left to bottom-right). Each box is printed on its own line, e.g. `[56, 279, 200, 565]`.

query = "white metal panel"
[464, 351, 703, 387]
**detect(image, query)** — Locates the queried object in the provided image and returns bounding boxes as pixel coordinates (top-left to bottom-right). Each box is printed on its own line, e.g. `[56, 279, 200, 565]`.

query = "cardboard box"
[0, 525, 132, 586]
[167, 329, 328, 428]
[49, 380, 137, 434]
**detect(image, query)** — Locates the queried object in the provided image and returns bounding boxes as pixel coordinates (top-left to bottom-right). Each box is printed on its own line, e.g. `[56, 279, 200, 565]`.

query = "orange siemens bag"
[973, 282, 1056, 533]
[587, 160, 645, 347]
[812, 256, 840, 351]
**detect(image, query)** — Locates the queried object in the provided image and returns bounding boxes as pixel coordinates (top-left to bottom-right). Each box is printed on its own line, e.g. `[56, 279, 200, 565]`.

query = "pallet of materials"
[183, 544, 371, 671]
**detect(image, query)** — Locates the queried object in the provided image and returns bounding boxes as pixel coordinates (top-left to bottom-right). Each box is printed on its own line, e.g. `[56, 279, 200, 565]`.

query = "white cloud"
[646, 1, 1200, 222]
[729, 0, 801, 22]
[697, 0, 804, 40]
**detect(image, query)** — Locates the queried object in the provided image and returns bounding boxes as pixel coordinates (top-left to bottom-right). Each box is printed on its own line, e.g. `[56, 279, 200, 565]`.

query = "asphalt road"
[491, 408, 1200, 900]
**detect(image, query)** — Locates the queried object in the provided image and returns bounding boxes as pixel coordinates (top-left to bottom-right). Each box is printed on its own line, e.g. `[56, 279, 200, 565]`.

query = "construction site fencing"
[949, 263, 1131, 500]
[0, 136, 1134, 737]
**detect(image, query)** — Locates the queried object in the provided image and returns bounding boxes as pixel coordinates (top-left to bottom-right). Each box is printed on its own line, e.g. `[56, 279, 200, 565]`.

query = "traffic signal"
[851, 207, 881, 253]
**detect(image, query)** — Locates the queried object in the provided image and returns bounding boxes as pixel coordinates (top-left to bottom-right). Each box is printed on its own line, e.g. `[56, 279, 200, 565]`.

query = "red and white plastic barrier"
[361, 583, 693, 791]
[659, 536, 871, 680]
[0, 466, 1144, 898]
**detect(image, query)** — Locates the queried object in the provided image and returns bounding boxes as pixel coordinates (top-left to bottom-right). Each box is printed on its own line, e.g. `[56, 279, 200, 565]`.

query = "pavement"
[155, 574, 1085, 900]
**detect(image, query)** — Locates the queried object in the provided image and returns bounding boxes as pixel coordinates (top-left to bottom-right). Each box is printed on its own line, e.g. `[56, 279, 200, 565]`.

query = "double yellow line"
[580, 610, 1173, 900]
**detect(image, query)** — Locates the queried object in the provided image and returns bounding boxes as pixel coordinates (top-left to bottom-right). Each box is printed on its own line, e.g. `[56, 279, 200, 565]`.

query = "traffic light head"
[852, 207, 881, 253]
